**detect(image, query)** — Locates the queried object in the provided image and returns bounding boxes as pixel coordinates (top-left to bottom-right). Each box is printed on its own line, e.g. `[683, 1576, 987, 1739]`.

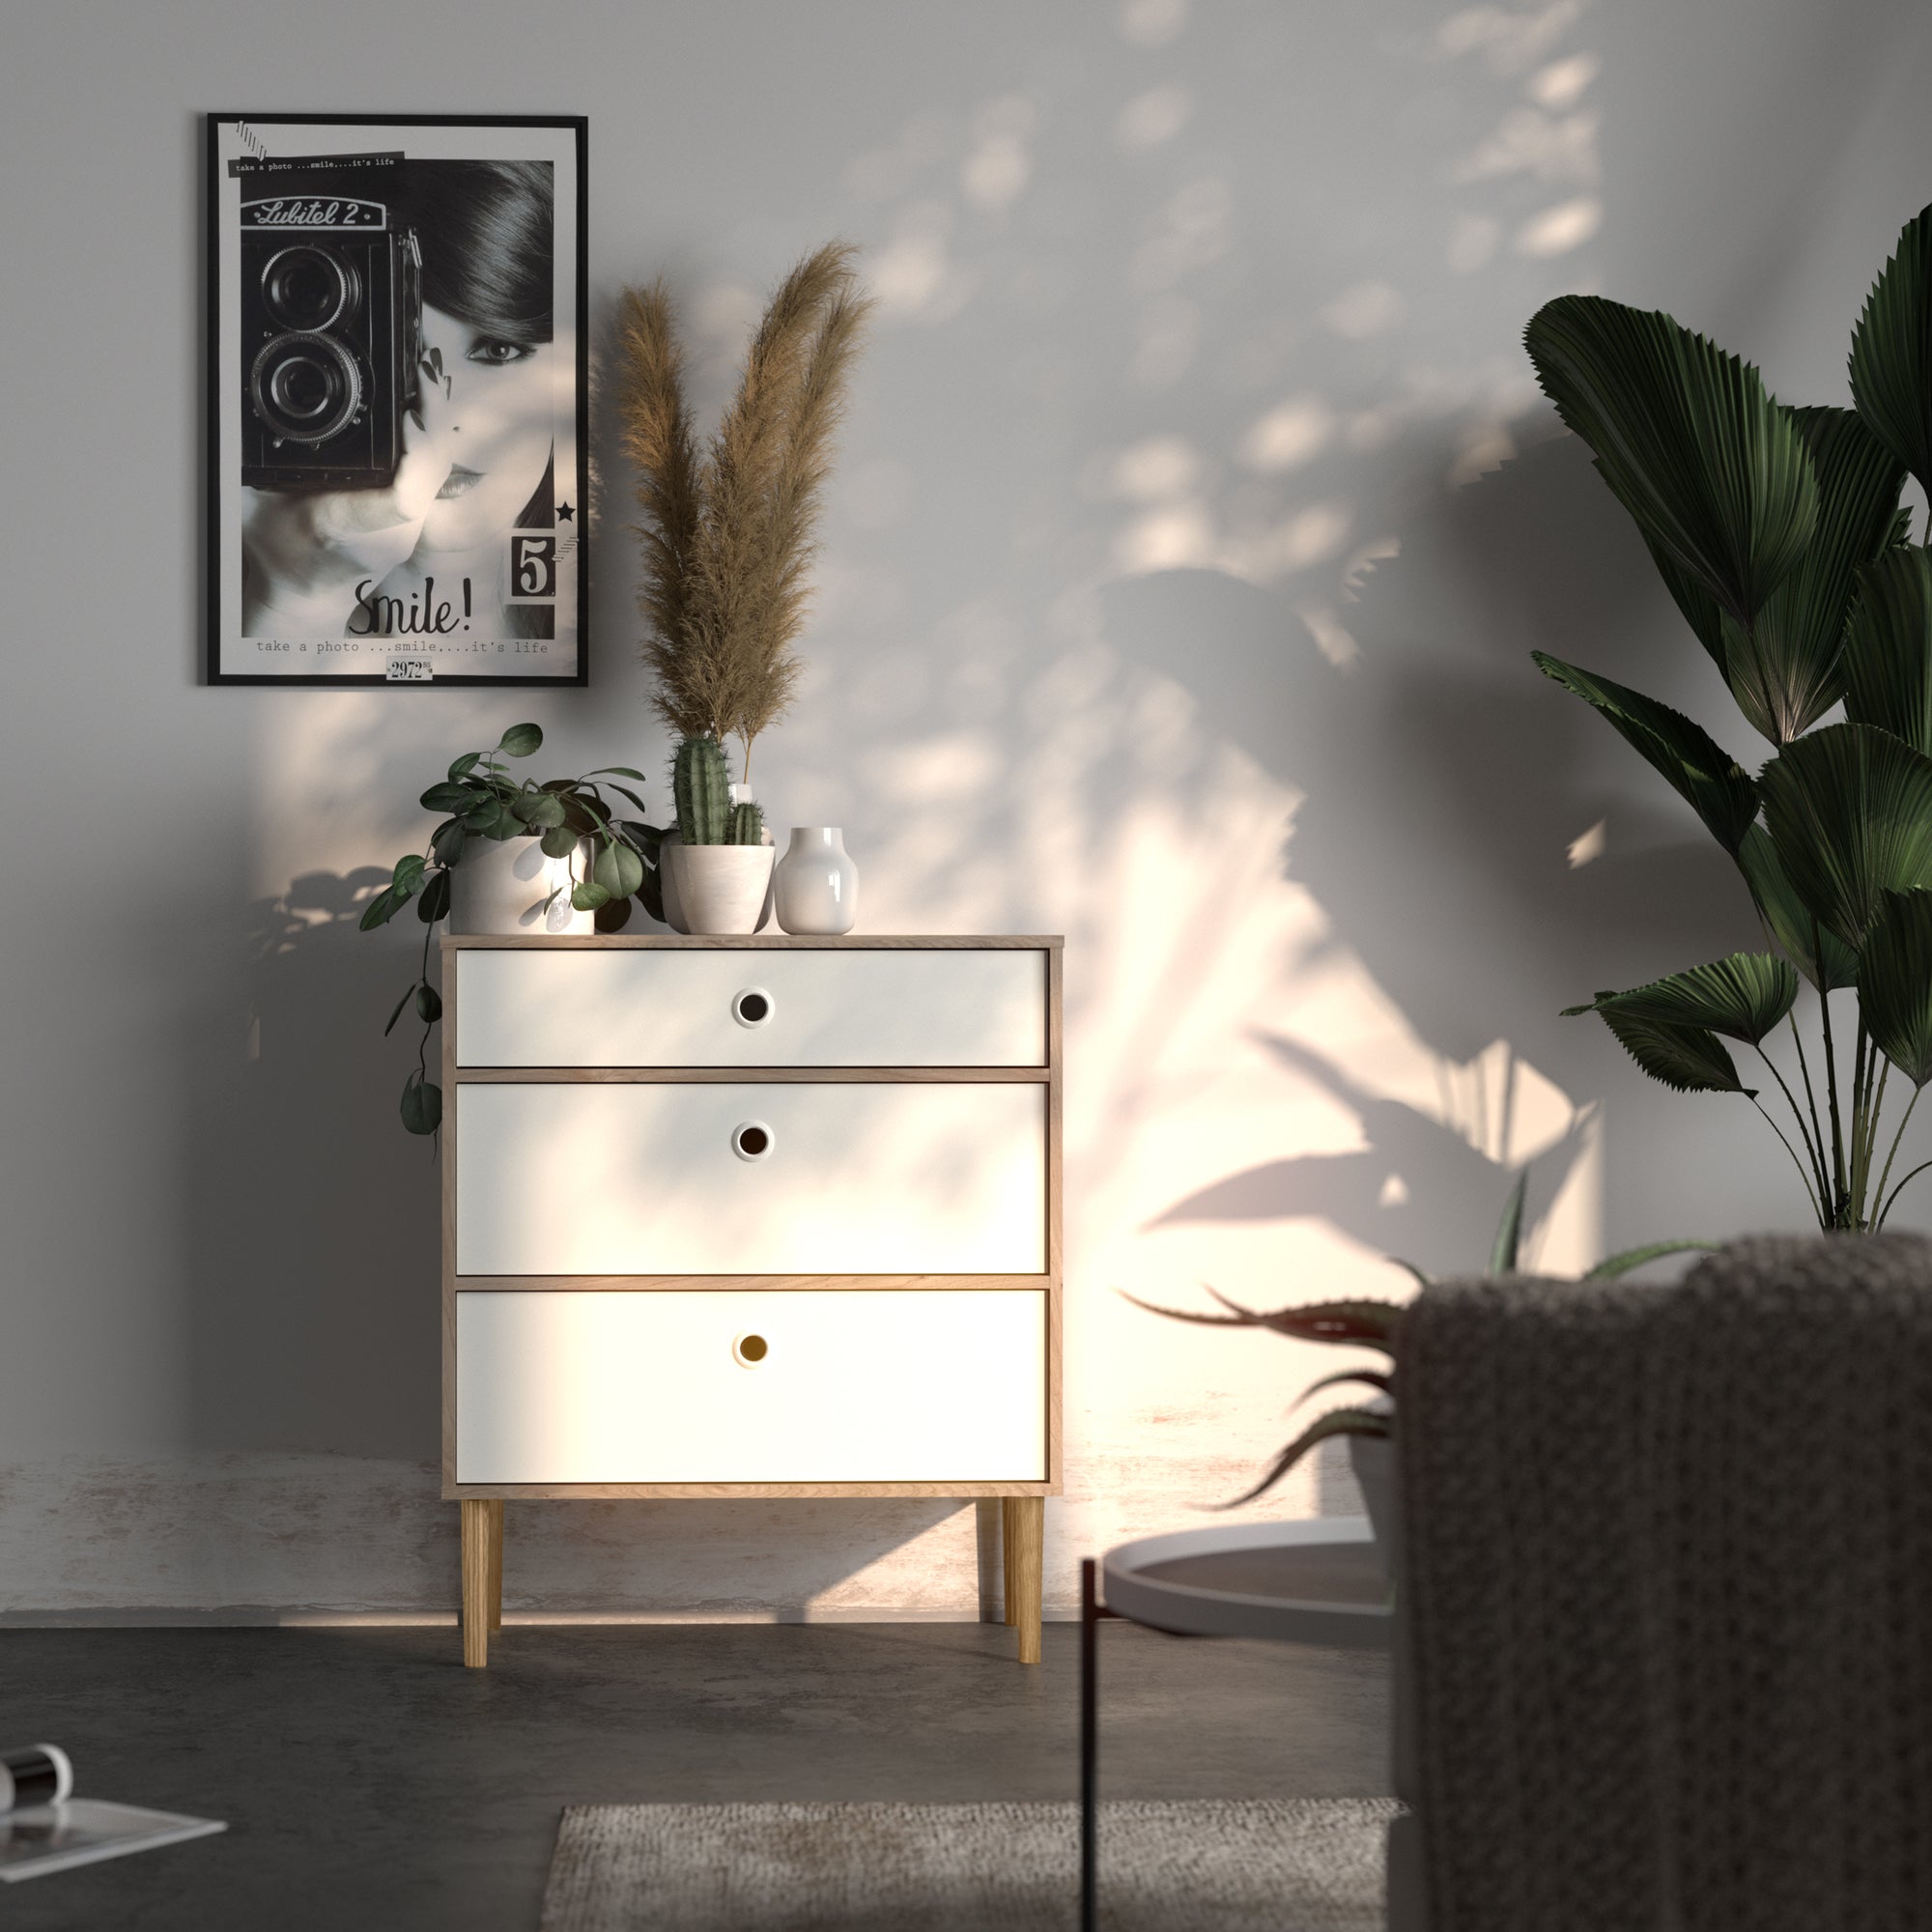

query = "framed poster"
[205, 114, 587, 686]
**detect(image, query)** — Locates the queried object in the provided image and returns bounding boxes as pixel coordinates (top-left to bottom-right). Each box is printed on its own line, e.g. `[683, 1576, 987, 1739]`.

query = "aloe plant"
[1127, 1172, 1711, 1506]
[1525, 203, 1932, 1232]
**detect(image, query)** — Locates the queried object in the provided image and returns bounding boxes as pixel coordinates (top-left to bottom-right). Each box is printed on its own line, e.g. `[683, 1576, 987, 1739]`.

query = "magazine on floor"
[0, 1745, 225, 1882]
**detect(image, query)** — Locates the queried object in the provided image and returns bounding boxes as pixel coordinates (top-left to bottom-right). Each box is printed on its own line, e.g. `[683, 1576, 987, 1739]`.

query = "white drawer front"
[457, 1289, 1048, 1483]
[456, 1082, 1046, 1276]
[454, 948, 1046, 1067]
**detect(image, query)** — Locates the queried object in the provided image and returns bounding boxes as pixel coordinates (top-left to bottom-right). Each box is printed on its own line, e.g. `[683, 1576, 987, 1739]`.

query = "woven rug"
[540, 1798, 1396, 1931]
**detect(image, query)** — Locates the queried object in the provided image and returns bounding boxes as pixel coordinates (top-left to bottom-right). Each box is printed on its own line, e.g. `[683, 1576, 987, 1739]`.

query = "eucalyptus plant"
[359, 723, 652, 1134]
[1525, 203, 1932, 1233]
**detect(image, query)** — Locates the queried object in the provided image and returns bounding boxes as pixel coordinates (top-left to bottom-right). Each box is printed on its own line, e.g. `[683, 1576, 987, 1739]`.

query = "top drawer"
[453, 946, 1049, 1067]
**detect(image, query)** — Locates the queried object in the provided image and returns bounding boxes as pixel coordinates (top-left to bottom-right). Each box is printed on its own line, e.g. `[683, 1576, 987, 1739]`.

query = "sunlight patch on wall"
[1116, 85, 1193, 152]
[1120, 0, 1189, 49]
[1515, 195, 1604, 257]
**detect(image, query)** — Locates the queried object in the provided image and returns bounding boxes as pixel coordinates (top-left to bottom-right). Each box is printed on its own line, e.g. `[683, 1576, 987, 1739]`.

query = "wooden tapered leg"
[1005, 1496, 1044, 1664]
[1002, 1497, 1019, 1626]
[487, 1499, 504, 1634]
[461, 1499, 492, 1668]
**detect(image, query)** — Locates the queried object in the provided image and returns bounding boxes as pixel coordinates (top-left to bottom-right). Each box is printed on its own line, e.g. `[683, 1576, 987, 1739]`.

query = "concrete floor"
[0, 1622, 1390, 1930]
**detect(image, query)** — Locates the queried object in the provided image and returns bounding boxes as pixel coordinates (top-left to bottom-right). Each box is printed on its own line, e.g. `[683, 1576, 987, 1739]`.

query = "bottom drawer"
[456, 1289, 1048, 1484]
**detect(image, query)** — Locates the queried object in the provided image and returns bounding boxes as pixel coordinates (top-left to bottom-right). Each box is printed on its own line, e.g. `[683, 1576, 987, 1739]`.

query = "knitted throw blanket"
[1396, 1235, 1932, 1932]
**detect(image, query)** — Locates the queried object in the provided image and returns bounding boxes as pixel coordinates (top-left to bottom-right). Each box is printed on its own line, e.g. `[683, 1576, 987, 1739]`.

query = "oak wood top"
[441, 933, 1063, 951]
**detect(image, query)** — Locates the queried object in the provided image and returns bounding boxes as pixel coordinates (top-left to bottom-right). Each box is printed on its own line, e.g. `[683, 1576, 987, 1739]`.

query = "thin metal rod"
[1081, 1556, 1098, 1932]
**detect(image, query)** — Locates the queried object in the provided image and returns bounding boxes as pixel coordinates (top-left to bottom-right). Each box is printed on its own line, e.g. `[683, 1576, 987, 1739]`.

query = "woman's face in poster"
[414, 301, 556, 554]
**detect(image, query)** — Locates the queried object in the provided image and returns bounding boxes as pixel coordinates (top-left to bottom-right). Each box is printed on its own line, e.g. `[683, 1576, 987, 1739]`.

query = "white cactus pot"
[668, 844, 776, 936]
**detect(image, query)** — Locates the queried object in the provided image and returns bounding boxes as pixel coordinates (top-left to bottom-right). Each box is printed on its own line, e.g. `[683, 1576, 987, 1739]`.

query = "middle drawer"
[456, 1082, 1048, 1276]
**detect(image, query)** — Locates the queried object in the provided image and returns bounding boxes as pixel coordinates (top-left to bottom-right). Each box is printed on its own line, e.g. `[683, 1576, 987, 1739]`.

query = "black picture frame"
[204, 113, 589, 687]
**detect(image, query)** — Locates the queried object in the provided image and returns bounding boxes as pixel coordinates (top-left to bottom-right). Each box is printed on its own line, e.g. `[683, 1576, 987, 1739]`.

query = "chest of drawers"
[440, 933, 1064, 1665]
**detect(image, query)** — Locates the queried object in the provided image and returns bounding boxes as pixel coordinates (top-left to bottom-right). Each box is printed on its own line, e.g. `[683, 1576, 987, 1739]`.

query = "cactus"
[672, 734, 730, 844]
[729, 800, 765, 846]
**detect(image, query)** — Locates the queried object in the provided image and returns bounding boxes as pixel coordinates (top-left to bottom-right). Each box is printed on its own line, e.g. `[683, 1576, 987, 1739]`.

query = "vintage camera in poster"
[241, 193, 422, 489]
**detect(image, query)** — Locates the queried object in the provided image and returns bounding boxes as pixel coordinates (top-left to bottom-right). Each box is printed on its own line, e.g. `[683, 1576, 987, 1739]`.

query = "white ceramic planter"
[775, 827, 860, 935]
[447, 836, 593, 936]
[668, 843, 776, 935]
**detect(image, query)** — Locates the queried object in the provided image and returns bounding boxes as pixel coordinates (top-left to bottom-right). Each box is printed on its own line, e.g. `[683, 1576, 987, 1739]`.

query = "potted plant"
[1127, 1172, 1710, 1543]
[1522, 203, 1932, 1231]
[616, 242, 872, 933]
[359, 722, 653, 1134]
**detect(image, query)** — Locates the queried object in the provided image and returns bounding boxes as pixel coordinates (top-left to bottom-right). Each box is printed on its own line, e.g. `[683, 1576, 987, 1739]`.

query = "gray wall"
[3, 0, 1927, 1618]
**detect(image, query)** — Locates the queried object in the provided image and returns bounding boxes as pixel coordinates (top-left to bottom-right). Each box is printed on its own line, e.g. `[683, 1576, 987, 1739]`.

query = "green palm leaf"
[1533, 653, 1760, 854]
[1757, 722, 1932, 950]
[1641, 529, 1729, 674]
[1843, 546, 1932, 757]
[1564, 952, 1799, 1045]
[1525, 295, 1817, 627]
[1859, 887, 1932, 1087]
[1849, 203, 1932, 501]
[1579, 995, 1752, 1095]
[1735, 823, 1860, 990]
[1720, 408, 1906, 745]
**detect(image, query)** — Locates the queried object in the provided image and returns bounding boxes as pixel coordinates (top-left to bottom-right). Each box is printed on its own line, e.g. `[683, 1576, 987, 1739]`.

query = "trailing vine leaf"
[358, 885, 403, 931]
[1720, 407, 1906, 745]
[1858, 887, 1932, 1086]
[571, 880, 612, 912]
[593, 894, 635, 933]
[384, 982, 415, 1036]
[1524, 294, 1817, 627]
[1735, 823, 1860, 990]
[400, 1070, 442, 1137]
[1582, 997, 1753, 1095]
[430, 818, 465, 867]
[1565, 952, 1800, 1045]
[1849, 202, 1932, 501]
[1533, 652, 1759, 853]
[540, 824, 579, 860]
[415, 869, 451, 924]
[627, 823, 668, 924]
[1843, 546, 1932, 757]
[497, 723, 543, 757]
[1585, 1239, 1719, 1280]
[414, 983, 442, 1024]
[1758, 721, 1932, 950]
[447, 752, 481, 781]
[593, 838, 645, 900]
[1215, 1407, 1393, 1511]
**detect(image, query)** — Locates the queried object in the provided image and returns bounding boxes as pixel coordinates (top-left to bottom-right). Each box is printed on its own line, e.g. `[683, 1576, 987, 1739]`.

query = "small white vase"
[669, 843, 777, 935]
[775, 828, 859, 935]
[447, 835, 592, 935]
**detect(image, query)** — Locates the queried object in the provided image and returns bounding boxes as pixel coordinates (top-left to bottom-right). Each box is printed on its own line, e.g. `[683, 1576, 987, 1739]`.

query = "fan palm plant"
[1525, 203, 1932, 1232]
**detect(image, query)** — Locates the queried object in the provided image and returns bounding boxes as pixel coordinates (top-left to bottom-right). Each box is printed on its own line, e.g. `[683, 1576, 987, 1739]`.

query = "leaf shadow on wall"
[1090, 432, 1767, 1269]
[1153, 1034, 1588, 1278]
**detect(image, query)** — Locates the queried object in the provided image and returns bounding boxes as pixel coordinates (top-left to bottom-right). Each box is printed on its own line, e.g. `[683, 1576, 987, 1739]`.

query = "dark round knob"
[732, 988, 774, 1027]
[732, 1122, 774, 1160]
